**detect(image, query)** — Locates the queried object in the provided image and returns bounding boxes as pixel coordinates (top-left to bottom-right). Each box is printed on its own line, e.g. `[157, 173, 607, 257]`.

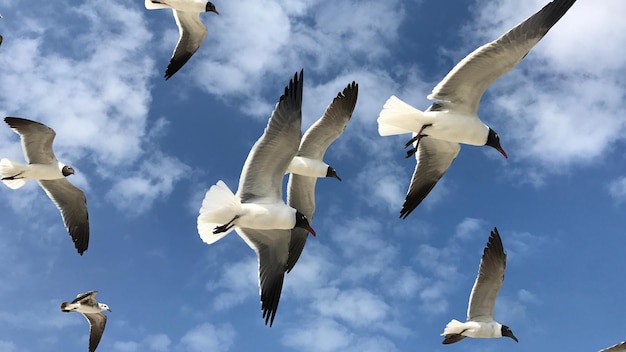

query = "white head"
[98, 303, 111, 312]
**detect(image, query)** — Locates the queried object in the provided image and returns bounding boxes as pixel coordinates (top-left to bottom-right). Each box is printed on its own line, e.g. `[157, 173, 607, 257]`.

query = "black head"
[501, 325, 518, 343]
[61, 165, 75, 177]
[326, 166, 342, 181]
[205, 2, 219, 14]
[486, 128, 508, 159]
[294, 211, 316, 237]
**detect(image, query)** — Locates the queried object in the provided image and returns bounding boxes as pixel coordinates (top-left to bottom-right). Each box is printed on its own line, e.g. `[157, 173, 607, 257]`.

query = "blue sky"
[0, 0, 625, 351]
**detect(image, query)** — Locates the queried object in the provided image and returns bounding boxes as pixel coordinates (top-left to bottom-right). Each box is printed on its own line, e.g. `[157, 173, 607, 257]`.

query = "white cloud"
[0, 340, 17, 352]
[178, 323, 235, 352]
[608, 177, 626, 203]
[313, 288, 390, 327]
[454, 217, 485, 240]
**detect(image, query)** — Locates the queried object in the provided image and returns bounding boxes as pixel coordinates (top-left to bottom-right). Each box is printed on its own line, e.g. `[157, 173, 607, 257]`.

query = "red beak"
[307, 226, 316, 237]
[498, 147, 508, 159]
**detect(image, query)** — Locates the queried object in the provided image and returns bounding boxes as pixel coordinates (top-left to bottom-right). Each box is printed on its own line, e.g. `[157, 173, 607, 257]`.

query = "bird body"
[145, 0, 218, 79]
[60, 291, 110, 352]
[1, 117, 89, 255]
[378, 96, 489, 146]
[441, 228, 518, 344]
[286, 156, 330, 178]
[377, 0, 576, 218]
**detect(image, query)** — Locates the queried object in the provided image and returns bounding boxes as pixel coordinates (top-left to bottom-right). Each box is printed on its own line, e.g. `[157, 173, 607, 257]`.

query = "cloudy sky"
[0, 0, 625, 351]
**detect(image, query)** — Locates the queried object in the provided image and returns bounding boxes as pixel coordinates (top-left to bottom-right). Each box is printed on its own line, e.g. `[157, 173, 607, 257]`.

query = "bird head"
[205, 2, 219, 14]
[486, 128, 508, 159]
[295, 211, 316, 237]
[326, 166, 342, 181]
[60, 164, 75, 177]
[99, 303, 111, 312]
[501, 325, 518, 342]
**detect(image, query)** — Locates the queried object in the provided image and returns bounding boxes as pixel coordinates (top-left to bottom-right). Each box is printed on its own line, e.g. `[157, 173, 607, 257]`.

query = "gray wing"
[600, 342, 626, 352]
[467, 228, 507, 321]
[297, 81, 358, 160]
[429, 0, 576, 114]
[236, 227, 290, 327]
[72, 291, 98, 305]
[237, 70, 303, 203]
[83, 312, 107, 352]
[399, 136, 460, 219]
[4, 117, 57, 164]
[285, 174, 317, 273]
[164, 10, 208, 80]
[38, 179, 89, 255]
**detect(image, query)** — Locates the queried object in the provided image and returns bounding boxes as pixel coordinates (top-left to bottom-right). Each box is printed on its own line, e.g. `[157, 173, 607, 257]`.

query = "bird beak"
[508, 333, 518, 343]
[497, 147, 508, 159]
[212, 9, 219, 15]
[307, 226, 316, 237]
[334, 174, 342, 182]
[107, 308, 112, 312]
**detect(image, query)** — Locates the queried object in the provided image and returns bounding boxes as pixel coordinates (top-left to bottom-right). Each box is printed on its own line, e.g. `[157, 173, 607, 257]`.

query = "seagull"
[145, 0, 219, 80]
[60, 291, 111, 352]
[1, 117, 89, 255]
[197, 70, 315, 326]
[441, 227, 518, 344]
[377, 0, 576, 219]
[285, 81, 358, 273]
[600, 342, 626, 352]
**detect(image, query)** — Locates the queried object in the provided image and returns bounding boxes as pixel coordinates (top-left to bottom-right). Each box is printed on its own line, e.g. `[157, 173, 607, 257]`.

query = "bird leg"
[213, 215, 240, 234]
[404, 124, 432, 158]
[1, 171, 24, 180]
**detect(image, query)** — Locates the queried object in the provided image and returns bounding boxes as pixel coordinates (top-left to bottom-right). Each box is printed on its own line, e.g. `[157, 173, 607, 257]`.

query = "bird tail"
[60, 302, 76, 312]
[0, 158, 28, 189]
[377, 95, 425, 136]
[197, 180, 242, 244]
[144, 0, 171, 10]
[441, 319, 468, 344]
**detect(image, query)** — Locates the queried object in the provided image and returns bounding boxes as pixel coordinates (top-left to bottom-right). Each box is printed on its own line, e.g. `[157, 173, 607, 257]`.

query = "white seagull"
[145, 0, 219, 80]
[285, 81, 358, 273]
[61, 291, 111, 352]
[197, 70, 315, 326]
[1, 117, 89, 255]
[377, 0, 576, 219]
[600, 342, 626, 352]
[442, 227, 518, 344]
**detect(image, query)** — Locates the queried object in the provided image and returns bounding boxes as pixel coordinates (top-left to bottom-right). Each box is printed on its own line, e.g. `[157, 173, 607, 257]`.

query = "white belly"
[238, 203, 296, 230]
[25, 163, 65, 180]
[287, 157, 327, 177]
[423, 110, 489, 146]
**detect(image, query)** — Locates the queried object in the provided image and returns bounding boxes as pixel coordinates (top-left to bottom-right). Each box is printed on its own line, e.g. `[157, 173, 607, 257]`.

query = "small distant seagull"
[1, 117, 89, 255]
[145, 0, 219, 80]
[377, 0, 576, 218]
[61, 291, 110, 352]
[442, 228, 518, 344]
[600, 342, 626, 352]
[285, 81, 358, 272]
[197, 70, 315, 326]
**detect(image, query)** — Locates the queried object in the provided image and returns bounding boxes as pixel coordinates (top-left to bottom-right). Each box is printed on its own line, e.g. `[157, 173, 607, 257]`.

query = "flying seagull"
[442, 227, 518, 344]
[145, 0, 219, 80]
[377, 0, 576, 219]
[1, 117, 89, 255]
[285, 81, 358, 273]
[61, 291, 111, 352]
[197, 70, 315, 326]
[600, 342, 626, 352]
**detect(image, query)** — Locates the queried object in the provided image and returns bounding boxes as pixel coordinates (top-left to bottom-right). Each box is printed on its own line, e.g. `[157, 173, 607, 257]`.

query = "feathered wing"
[237, 70, 304, 203]
[165, 10, 208, 80]
[72, 291, 98, 305]
[400, 137, 460, 219]
[429, 0, 576, 114]
[84, 312, 107, 352]
[38, 179, 89, 255]
[236, 227, 290, 327]
[297, 81, 358, 160]
[467, 228, 507, 321]
[4, 117, 57, 164]
[599, 341, 626, 352]
[285, 173, 317, 272]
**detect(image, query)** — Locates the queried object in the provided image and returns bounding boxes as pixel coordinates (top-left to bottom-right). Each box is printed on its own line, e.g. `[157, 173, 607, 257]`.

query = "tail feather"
[144, 0, 171, 10]
[0, 159, 28, 189]
[377, 95, 425, 136]
[197, 180, 242, 244]
[441, 319, 468, 344]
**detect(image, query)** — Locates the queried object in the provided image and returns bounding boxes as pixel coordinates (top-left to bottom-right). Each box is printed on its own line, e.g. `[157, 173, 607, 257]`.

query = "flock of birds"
[0, 0, 622, 351]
